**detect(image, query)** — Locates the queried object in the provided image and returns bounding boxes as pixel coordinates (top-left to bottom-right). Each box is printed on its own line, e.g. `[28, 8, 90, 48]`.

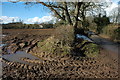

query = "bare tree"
[9, 0, 109, 42]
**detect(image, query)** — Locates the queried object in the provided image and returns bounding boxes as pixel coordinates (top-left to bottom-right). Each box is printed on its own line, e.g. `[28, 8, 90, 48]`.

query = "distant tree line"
[2, 22, 54, 29]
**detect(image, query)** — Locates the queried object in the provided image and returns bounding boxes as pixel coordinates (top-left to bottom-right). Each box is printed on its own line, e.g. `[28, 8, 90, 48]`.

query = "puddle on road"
[2, 51, 41, 65]
[0, 35, 6, 47]
[1, 34, 41, 65]
[0, 35, 6, 37]
[0, 44, 6, 47]
[76, 34, 93, 42]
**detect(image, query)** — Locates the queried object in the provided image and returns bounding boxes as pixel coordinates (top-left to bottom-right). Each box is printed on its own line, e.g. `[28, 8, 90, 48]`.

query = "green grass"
[81, 43, 99, 58]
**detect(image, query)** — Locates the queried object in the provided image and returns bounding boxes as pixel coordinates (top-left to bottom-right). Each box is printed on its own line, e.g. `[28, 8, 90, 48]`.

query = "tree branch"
[36, 1, 65, 21]
[63, 2, 73, 25]
[73, 2, 83, 28]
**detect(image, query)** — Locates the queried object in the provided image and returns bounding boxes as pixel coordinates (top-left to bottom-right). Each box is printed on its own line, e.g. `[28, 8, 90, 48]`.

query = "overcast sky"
[0, 0, 119, 24]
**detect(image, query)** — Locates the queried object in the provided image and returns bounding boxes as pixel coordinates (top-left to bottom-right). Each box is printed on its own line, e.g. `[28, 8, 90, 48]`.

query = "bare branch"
[35, 1, 65, 20]
[73, 2, 83, 27]
[63, 2, 73, 25]
[36, 0, 65, 9]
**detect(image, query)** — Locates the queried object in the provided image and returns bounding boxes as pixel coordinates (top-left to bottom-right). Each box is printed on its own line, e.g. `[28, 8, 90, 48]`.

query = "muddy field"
[2, 29, 54, 54]
[1, 29, 119, 79]
[2, 29, 54, 44]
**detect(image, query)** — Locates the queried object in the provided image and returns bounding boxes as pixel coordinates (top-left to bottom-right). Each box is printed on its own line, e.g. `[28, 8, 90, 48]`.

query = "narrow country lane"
[91, 35, 119, 54]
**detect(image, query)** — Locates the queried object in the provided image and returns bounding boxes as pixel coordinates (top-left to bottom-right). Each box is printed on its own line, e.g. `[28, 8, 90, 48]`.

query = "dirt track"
[91, 35, 119, 54]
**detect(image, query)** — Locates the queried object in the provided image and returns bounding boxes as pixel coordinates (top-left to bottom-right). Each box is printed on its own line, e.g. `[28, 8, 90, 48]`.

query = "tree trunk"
[63, 2, 73, 25]
[73, 2, 83, 43]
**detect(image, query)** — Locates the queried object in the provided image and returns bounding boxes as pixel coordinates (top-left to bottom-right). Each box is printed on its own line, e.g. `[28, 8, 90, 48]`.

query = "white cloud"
[0, 15, 56, 24]
[24, 15, 56, 24]
[105, 2, 118, 16]
[0, 16, 19, 24]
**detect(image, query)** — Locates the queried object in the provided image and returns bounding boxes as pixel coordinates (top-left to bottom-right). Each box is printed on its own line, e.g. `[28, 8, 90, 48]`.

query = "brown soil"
[1, 29, 119, 79]
[2, 29, 54, 54]
[2, 29, 54, 43]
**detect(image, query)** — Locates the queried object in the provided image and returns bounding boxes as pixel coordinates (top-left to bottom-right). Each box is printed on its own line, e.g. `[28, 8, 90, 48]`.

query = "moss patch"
[81, 43, 99, 58]
[37, 36, 72, 56]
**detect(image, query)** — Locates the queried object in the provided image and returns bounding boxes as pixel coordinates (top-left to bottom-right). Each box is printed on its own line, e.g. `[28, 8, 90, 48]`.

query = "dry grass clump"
[37, 25, 74, 56]
[102, 24, 120, 42]
[54, 25, 74, 46]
